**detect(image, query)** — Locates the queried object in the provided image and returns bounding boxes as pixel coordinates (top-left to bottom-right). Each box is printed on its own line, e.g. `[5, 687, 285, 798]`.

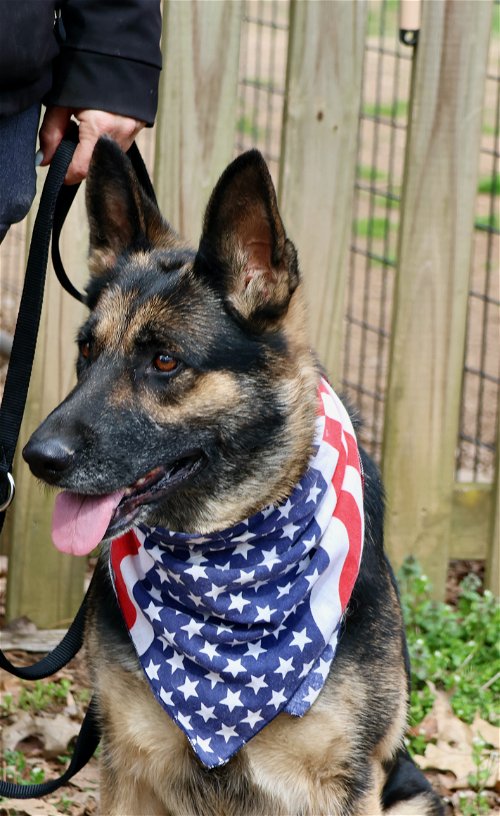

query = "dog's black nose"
[23, 436, 75, 481]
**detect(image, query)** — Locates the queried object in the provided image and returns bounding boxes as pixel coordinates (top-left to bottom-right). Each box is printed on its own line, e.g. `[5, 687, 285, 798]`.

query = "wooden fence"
[3, 0, 498, 627]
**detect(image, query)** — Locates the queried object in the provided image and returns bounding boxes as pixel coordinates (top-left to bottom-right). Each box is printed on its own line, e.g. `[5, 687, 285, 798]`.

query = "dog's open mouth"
[110, 454, 204, 532]
[51, 453, 205, 556]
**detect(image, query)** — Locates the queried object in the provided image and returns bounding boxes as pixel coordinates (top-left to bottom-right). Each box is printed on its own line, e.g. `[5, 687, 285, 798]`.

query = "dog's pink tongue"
[52, 490, 125, 555]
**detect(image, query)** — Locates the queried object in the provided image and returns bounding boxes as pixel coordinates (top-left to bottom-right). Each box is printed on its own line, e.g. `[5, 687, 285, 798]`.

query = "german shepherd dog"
[23, 139, 443, 816]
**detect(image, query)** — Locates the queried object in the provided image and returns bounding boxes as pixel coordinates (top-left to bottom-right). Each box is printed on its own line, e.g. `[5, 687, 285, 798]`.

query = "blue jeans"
[0, 104, 40, 243]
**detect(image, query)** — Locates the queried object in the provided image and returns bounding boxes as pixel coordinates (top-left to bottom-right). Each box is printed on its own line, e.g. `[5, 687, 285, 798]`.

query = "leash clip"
[0, 471, 15, 511]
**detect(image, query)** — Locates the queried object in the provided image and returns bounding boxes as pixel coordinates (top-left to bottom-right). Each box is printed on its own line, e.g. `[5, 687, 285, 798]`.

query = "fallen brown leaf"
[413, 685, 499, 791]
[471, 715, 499, 750]
[2, 712, 80, 757]
[0, 798, 61, 816]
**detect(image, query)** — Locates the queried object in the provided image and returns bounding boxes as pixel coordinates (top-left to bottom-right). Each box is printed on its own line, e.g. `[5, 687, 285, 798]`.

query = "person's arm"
[46, 0, 162, 126]
[40, 0, 162, 183]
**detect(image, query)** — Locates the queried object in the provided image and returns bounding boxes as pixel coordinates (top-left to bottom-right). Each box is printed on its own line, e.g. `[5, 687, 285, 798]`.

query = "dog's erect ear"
[195, 150, 299, 329]
[86, 137, 181, 276]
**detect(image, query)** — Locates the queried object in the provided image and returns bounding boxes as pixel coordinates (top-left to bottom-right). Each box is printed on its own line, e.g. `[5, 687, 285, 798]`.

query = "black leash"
[0, 124, 79, 524]
[51, 139, 158, 302]
[0, 126, 156, 798]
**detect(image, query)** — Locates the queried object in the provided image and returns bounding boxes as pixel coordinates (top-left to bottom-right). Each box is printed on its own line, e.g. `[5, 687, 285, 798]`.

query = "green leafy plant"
[366, 0, 399, 38]
[2, 749, 45, 786]
[354, 216, 397, 240]
[477, 173, 499, 196]
[475, 213, 500, 232]
[18, 678, 71, 713]
[356, 164, 388, 182]
[56, 794, 74, 813]
[459, 735, 495, 815]
[399, 559, 500, 743]
[0, 693, 14, 715]
[74, 686, 92, 706]
[236, 115, 260, 140]
[363, 99, 408, 121]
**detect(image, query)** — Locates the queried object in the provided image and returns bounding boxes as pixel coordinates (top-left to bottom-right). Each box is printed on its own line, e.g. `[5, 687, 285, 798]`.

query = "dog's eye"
[79, 341, 91, 359]
[153, 354, 179, 374]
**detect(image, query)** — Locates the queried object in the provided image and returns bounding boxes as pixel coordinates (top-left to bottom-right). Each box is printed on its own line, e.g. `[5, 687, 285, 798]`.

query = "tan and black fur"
[24, 140, 443, 815]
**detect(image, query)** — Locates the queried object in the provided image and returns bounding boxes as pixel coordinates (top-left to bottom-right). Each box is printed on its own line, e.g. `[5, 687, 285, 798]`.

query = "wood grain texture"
[154, 0, 242, 245]
[7, 177, 88, 627]
[450, 484, 492, 561]
[485, 411, 499, 595]
[279, 0, 366, 384]
[382, 0, 492, 597]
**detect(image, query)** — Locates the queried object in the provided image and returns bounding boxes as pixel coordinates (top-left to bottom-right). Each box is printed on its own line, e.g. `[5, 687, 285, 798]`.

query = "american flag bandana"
[109, 378, 364, 768]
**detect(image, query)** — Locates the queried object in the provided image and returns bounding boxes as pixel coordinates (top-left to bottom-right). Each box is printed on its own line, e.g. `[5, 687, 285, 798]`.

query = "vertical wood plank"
[382, 0, 492, 597]
[279, 0, 367, 383]
[485, 410, 499, 595]
[450, 484, 493, 560]
[6, 177, 88, 627]
[154, 0, 242, 245]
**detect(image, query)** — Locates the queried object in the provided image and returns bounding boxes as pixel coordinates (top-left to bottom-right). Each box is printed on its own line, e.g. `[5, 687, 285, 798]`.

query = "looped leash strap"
[51, 139, 158, 302]
[0, 572, 94, 680]
[0, 581, 95, 799]
[51, 182, 84, 302]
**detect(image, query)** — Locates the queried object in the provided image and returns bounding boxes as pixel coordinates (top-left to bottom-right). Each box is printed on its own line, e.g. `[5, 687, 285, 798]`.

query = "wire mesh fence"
[457, 14, 500, 483]
[235, 0, 289, 182]
[235, 0, 499, 485]
[342, 1, 412, 463]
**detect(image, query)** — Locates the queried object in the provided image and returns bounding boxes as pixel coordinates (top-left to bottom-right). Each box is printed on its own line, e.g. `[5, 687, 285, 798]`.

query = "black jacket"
[0, 0, 162, 124]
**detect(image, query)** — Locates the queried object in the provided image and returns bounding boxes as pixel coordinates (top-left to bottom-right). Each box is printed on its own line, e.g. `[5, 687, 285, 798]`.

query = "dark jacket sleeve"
[44, 0, 162, 125]
[0, 1, 58, 117]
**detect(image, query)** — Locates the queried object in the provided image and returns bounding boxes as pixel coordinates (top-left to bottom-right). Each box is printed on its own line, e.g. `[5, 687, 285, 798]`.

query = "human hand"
[39, 107, 145, 184]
